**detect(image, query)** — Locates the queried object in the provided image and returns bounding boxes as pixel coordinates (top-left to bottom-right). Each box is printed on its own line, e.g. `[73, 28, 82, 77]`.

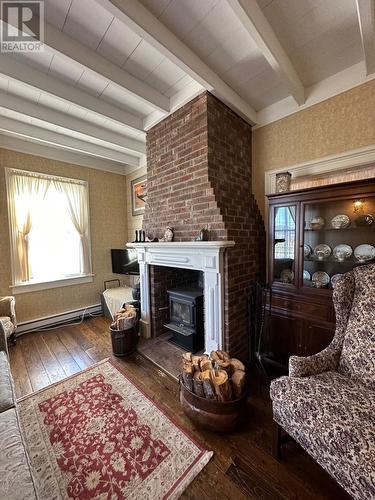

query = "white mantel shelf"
[127, 240, 235, 353]
[127, 241, 235, 248]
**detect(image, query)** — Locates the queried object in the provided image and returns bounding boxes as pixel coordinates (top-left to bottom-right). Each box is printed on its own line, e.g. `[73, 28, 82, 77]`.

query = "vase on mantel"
[275, 172, 292, 193]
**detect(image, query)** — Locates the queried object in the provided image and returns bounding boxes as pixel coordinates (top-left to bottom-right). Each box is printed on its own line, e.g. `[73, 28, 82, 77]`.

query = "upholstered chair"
[0, 296, 17, 345]
[270, 263, 375, 500]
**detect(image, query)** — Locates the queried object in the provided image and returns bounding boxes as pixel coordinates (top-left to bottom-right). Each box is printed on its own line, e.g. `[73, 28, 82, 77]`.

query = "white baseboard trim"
[16, 304, 103, 335]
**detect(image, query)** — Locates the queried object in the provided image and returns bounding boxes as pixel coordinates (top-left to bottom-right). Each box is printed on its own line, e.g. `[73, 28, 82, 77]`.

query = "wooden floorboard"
[41, 330, 81, 377]
[18, 334, 51, 392]
[9, 316, 350, 500]
[9, 338, 32, 397]
[56, 328, 93, 370]
[34, 333, 66, 383]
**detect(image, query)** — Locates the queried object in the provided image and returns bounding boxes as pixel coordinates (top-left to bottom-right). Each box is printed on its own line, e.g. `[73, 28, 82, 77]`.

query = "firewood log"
[200, 358, 213, 372]
[216, 360, 231, 376]
[201, 354, 209, 362]
[193, 371, 205, 398]
[181, 372, 193, 392]
[210, 369, 232, 402]
[192, 355, 203, 371]
[202, 379, 216, 399]
[210, 351, 221, 363]
[230, 358, 245, 374]
[117, 316, 134, 330]
[182, 352, 192, 363]
[200, 370, 211, 380]
[232, 370, 246, 399]
[217, 350, 230, 361]
[182, 361, 194, 375]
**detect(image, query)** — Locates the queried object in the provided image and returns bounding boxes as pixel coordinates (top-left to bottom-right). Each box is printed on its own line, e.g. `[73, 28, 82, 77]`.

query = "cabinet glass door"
[273, 205, 296, 284]
[303, 196, 375, 289]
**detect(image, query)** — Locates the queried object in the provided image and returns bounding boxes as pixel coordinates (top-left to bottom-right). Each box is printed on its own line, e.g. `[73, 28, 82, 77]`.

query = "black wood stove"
[164, 287, 204, 353]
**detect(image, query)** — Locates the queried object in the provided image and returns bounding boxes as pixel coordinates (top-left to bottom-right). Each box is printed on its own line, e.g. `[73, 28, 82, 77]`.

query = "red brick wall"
[144, 92, 265, 360]
[207, 94, 266, 357]
[143, 92, 226, 241]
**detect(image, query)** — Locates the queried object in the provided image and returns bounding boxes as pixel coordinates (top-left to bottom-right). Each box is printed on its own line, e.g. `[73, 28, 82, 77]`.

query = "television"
[111, 249, 139, 275]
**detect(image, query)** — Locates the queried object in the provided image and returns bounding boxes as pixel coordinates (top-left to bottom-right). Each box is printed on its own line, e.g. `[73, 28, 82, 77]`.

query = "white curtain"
[54, 180, 91, 275]
[7, 173, 48, 282]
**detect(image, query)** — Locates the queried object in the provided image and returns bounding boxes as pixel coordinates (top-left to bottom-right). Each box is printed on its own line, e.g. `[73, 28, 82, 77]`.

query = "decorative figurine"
[160, 226, 174, 242]
[275, 172, 292, 193]
[195, 226, 210, 241]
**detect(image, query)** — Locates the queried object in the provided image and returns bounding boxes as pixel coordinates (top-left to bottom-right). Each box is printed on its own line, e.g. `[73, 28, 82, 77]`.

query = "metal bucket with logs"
[109, 304, 139, 357]
[179, 350, 247, 433]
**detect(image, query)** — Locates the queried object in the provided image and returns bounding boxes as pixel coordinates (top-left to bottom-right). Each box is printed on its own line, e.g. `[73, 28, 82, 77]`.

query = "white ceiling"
[0, 0, 373, 173]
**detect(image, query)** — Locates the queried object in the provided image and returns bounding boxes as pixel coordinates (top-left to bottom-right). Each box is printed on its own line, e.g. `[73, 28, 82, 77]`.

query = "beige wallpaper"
[125, 166, 146, 242]
[0, 148, 128, 323]
[252, 80, 375, 216]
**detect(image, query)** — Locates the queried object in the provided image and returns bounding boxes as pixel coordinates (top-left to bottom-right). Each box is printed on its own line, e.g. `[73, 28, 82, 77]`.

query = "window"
[274, 206, 296, 259]
[6, 168, 92, 292]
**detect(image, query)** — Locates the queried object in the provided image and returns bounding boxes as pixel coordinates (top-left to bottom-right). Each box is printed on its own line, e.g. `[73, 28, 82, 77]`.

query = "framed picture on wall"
[131, 175, 147, 216]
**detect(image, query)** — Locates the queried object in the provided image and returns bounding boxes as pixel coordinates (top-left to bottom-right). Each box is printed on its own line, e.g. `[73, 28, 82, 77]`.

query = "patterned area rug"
[18, 359, 213, 499]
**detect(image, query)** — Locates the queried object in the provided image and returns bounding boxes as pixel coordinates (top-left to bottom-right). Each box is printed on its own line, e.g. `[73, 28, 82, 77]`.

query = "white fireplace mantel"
[127, 241, 235, 353]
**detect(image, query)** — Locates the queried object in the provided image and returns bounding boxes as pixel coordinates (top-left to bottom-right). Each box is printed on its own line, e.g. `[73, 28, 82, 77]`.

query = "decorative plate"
[355, 214, 374, 227]
[303, 270, 311, 281]
[331, 274, 344, 289]
[312, 271, 330, 288]
[331, 214, 350, 229]
[280, 269, 294, 283]
[304, 244, 312, 258]
[313, 244, 332, 260]
[310, 216, 325, 230]
[354, 244, 375, 263]
[333, 244, 353, 261]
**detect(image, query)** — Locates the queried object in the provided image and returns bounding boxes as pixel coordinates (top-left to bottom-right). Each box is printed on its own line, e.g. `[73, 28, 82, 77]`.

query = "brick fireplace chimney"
[143, 91, 265, 360]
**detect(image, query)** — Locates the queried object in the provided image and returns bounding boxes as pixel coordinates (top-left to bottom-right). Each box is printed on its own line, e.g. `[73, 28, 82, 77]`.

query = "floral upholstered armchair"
[0, 296, 17, 345]
[270, 263, 375, 500]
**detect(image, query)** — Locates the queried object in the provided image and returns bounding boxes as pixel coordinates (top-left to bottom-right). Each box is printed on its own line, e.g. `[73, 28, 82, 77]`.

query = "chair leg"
[272, 421, 282, 461]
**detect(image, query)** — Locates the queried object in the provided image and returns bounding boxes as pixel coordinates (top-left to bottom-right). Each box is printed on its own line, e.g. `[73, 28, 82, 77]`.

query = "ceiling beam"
[0, 90, 145, 156]
[96, 0, 257, 125]
[0, 134, 132, 175]
[43, 22, 170, 114]
[143, 80, 204, 130]
[0, 115, 140, 167]
[356, 0, 375, 76]
[227, 0, 304, 105]
[0, 55, 145, 134]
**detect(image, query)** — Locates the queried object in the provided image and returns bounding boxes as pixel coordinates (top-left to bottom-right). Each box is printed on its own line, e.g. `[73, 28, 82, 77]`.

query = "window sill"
[10, 274, 94, 294]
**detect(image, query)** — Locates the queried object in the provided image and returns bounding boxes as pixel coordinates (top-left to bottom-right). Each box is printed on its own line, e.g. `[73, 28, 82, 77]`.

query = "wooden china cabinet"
[264, 178, 375, 371]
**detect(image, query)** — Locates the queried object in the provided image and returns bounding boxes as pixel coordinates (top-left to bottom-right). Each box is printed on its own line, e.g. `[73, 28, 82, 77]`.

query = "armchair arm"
[289, 345, 341, 377]
[0, 325, 8, 354]
[0, 296, 16, 327]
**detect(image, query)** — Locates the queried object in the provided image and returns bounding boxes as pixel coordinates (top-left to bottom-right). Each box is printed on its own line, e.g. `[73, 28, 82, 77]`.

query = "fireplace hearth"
[165, 287, 204, 353]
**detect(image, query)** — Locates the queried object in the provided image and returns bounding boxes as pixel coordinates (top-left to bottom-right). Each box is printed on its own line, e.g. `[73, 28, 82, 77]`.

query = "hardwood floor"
[9, 316, 349, 500]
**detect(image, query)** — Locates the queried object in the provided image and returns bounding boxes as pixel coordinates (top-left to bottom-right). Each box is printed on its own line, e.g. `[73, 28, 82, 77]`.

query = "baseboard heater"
[16, 304, 103, 335]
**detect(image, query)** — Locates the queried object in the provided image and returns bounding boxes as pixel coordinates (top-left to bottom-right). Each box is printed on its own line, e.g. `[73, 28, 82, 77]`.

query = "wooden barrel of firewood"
[109, 321, 139, 356]
[179, 380, 247, 433]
